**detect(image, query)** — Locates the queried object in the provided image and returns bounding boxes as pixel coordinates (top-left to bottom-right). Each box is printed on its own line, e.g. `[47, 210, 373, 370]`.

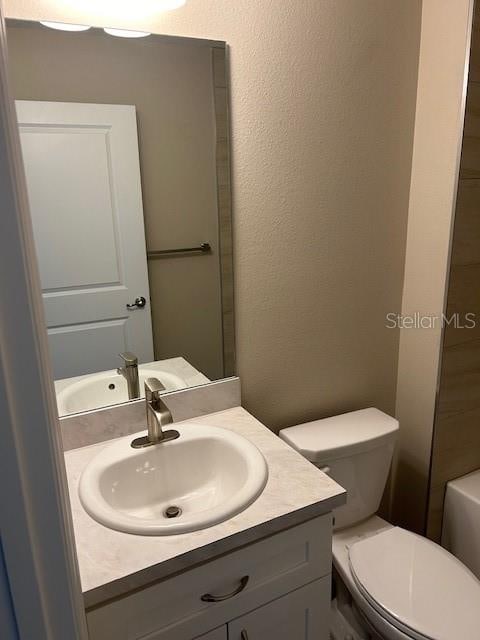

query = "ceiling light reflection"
[40, 21, 91, 31]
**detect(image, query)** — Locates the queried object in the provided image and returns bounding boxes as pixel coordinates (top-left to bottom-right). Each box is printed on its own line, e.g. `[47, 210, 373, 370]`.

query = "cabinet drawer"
[229, 577, 330, 640]
[87, 514, 332, 640]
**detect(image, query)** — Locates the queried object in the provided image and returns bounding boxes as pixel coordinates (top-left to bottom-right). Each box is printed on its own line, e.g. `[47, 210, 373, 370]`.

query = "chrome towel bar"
[147, 242, 211, 258]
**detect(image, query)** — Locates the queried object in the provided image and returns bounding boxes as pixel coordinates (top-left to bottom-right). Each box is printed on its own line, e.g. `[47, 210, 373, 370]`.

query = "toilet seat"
[348, 527, 480, 640]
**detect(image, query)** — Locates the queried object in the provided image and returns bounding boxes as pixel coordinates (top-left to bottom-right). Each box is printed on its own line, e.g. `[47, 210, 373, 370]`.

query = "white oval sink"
[57, 368, 186, 415]
[78, 423, 268, 535]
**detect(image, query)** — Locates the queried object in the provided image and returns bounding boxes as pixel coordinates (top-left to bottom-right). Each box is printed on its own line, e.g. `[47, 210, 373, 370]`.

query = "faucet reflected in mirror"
[116, 352, 140, 400]
[5, 18, 235, 417]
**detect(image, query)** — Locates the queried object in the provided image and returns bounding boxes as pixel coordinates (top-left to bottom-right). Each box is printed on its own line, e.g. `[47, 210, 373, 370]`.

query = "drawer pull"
[200, 575, 249, 602]
[241, 631, 249, 640]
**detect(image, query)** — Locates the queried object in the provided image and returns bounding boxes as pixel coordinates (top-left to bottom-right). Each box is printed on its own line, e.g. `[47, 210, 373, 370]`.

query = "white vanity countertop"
[64, 406, 346, 608]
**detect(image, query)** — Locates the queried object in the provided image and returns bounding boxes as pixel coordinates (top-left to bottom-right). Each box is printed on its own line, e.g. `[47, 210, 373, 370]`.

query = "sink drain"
[164, 505, 182, 519]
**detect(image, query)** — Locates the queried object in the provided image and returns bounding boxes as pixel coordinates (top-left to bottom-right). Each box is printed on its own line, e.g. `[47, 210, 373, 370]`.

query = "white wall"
[392, 0, 473, 532]
[5, 0, 422, 430]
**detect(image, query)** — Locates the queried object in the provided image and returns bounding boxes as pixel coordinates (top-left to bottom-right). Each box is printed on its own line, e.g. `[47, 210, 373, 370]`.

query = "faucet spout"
[145, 377, 172, 441]
[131, 378, 179, 449]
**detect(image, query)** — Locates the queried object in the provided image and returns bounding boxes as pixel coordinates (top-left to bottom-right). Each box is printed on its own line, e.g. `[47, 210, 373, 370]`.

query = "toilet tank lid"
[279, 408, 398, 464]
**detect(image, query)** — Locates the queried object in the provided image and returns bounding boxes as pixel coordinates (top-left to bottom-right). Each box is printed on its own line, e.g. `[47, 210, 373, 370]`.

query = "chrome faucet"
[131, 378, 179, 448]
[117, 352, 140, 400]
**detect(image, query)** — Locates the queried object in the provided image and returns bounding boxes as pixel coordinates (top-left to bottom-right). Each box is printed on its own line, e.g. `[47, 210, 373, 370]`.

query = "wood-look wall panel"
[450, 180, 480, 266]
[468, 8, 480, 82]
[444, 263, 480, 346]
[460, 83, 480, 178]
[428, 12, 480, 538]
[436, 338, 480, 418]
[444, 263, 480, 314]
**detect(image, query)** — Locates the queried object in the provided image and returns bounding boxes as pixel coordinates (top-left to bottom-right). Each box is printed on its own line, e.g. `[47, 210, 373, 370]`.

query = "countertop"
[64, 406, 346, 608]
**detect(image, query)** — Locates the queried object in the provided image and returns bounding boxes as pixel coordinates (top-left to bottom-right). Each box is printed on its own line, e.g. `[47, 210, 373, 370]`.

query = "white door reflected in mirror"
[17, 100, 154, 379]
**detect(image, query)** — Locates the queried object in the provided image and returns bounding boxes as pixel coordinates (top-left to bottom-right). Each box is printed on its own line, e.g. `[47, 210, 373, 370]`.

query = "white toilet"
[280, 408, 480, 640]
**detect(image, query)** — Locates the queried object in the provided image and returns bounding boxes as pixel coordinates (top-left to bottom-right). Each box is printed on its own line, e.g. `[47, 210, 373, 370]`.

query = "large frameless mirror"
[6, 19, 234, 417]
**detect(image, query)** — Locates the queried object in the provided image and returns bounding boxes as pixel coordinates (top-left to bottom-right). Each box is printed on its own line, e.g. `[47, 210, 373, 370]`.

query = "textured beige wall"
[5, 0, 422, 430]
[392, 0, 473, 533]
[6, 24, 224, 380]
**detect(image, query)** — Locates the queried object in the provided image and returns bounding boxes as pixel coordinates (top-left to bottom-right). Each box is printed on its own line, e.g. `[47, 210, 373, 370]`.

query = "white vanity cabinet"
[228, 579, 329, 640]
[86, 515, 332, 640]
[194, 580, 328, 640]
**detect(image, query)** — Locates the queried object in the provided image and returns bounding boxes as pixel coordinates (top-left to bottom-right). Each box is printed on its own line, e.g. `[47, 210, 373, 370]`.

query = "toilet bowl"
[280, 408, 480, 640]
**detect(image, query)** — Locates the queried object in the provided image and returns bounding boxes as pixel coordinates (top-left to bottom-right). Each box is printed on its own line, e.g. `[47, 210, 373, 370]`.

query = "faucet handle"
[118, 351, 138, 367]
[145, 377, 165, 401]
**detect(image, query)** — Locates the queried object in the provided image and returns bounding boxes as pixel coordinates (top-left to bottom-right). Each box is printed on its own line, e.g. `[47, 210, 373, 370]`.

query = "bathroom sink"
[56, 368, 186, 415]
[78, 423, 268, 535]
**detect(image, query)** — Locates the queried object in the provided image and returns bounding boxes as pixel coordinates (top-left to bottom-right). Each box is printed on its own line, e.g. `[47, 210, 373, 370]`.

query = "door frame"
[0, 5, 87, 639]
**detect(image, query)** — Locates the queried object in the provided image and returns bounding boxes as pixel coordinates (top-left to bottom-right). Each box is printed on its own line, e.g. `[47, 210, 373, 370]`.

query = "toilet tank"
[279, 408, 398, 529]
[442, 469, 480, 579]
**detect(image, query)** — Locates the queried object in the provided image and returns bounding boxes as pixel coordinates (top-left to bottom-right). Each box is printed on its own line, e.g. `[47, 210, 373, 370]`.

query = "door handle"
[126, 296, 146, 309]
[200, 575, 249, 602]
[241, 631, 249, 640]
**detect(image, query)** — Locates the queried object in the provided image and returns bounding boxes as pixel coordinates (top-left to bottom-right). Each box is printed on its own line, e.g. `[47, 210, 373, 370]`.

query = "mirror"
[6, 19, 234, 417]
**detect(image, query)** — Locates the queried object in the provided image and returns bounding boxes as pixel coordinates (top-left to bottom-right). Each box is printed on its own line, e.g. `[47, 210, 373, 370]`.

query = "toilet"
[279, 408, 480, 640]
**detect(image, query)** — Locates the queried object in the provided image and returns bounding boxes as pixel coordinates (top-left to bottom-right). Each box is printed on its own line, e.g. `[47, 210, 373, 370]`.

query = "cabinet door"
[228, 578, 330, 640]
[194, 626, 227, 640]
